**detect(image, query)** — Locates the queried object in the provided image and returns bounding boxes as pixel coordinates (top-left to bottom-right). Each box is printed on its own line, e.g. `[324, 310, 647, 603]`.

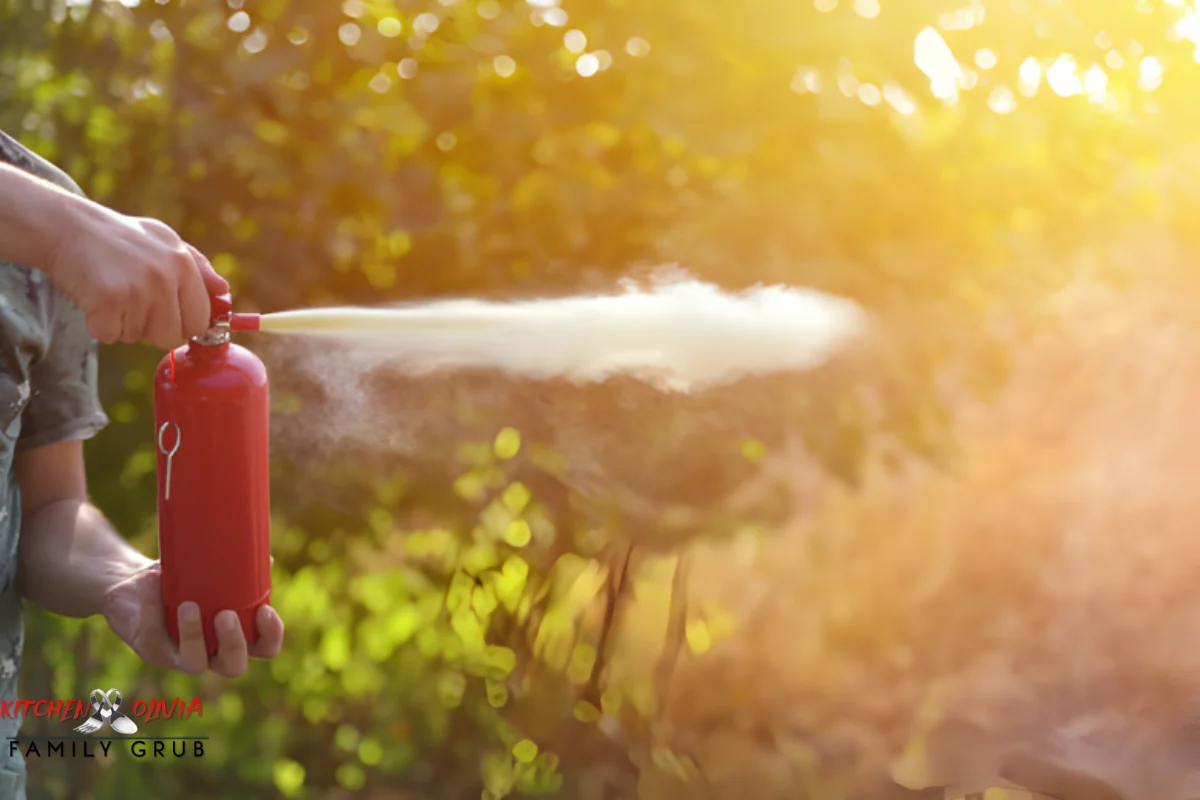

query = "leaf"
[494, 427, 522, 460]
[685, 619, 713, 655]
[320, 625, 352, 671]
[573, 700, 601, 722]
[501, 482, 532, 514]
[486, 678, 509, 708]
[739, 437, 766, 462]
[358, 738, 383, 766]
[272, 759, 306, 797]
[482, 645, 517, 676]
[503, 520, 532, 548]
[512, 739, 539, 764]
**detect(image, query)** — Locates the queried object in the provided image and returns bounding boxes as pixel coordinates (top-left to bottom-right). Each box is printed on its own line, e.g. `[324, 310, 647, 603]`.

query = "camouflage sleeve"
[0, 131, 110, 451]
[16, 296, 109, 452]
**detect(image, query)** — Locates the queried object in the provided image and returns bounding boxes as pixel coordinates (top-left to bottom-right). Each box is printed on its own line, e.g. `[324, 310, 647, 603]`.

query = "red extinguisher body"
[153, 301, 271, 657]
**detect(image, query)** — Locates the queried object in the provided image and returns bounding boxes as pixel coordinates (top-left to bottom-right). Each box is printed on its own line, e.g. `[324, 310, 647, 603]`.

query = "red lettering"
[132, 699, 145, 719]
[32, 701, 46, 717]
[166, 698, 180, 719]
[20, 700, 33, 717]
[187, 698, 202, 718]
[75, 699, 89, 719]
[147, 699, 164, 722]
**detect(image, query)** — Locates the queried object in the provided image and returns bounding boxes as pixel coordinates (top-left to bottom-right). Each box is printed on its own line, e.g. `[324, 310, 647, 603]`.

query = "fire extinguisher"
[153, 292, 271, 657]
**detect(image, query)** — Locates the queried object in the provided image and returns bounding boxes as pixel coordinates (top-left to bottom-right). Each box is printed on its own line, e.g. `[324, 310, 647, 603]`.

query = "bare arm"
[0, 160, 79, 273]
[13, 438, 285, 675]
[13, 440, 151, 618]
[0, 139, 229, 350]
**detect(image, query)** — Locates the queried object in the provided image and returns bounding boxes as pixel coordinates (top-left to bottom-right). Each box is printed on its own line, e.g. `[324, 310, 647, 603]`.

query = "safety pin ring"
[157, 422, 181, 457]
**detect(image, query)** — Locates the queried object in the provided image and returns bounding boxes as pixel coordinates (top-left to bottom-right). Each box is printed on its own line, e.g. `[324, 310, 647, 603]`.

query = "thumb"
[186, 244, 230, 297]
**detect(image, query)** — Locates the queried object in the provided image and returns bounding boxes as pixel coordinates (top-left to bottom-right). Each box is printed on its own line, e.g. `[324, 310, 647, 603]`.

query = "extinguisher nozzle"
[230, 313, 262, 332]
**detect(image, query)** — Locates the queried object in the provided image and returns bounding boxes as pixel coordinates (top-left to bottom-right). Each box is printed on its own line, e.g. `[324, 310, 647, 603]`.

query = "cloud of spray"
[260, 274, 868, 392]
[260, 273, 870, 471]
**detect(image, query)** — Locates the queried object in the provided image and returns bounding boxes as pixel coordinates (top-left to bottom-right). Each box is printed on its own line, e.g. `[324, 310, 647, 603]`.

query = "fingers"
[62, 209, 229, 351]
[187, 244, 229, 297]
[247, 605, 285, 660]
[178, 248, 211, 341]
[173, 602, 209, 675]
[171, 604, 282, 678]
[209, 610, 249, 678]
[85, 308, 122, 346]
[118, 290, 151, 346]
[145, 277, 186, 352]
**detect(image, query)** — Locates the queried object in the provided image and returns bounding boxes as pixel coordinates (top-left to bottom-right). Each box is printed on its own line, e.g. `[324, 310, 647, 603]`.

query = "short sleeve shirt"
[0, 131, 109, 797]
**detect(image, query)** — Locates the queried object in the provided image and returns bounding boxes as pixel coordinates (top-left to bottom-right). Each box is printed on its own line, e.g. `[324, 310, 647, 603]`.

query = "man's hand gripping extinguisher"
[153, 292, 271, 656]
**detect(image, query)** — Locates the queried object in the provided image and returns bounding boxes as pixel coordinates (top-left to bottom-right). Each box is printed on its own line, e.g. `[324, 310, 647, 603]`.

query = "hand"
[44, 194, 229, 351]
[102, 561, 284, 678]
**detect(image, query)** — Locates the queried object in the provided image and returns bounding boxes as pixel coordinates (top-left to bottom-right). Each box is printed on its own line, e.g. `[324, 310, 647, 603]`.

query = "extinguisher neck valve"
[196, 292, 236, 346]
[196, 320, 232, 347]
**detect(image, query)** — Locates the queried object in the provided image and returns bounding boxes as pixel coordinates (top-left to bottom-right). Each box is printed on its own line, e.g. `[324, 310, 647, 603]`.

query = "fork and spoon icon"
[72, 688, 138, 735]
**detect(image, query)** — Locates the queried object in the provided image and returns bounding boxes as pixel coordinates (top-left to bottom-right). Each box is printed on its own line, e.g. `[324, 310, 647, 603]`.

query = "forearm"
[17, 499, 153, 619]
[0, 161, 80, 271]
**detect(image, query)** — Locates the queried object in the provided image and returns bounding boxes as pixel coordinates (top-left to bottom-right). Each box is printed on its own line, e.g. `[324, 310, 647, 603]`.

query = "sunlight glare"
[414, 13, 440, 36]
[853, 0, 879, 19]
[857, 83, 882, 106]
[1045, 54, 1082, 97]
[974, 48, 997, 70]
[227, 11, 250, 32]
[368, 73, 391, 93]
[791, 67, 822, 94]
[494, 55, 517, 77]
[883, 83, 918, 114]
[1139, 56, 1164, 91]
[1017, 56, 1042, 97]
[338, 23, 361, 46]
[243, 29, 268, 54]
[378, 17, 403, 38]
[626, 37, 650, 57]
[576, 54, 600, 77]
[564, 29, 587, 53]
[939, 1, 985, 32]
[837, 71, 860, 97]
[914, 27, 962, 102]
[1084, 65, 1109, 103]
[988, 85, 1017, 115]
[1176, 8, 1200, 61]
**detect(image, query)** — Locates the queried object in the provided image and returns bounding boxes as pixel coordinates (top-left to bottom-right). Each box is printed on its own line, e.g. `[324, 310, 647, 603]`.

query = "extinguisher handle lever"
[209, 292, 234, 330]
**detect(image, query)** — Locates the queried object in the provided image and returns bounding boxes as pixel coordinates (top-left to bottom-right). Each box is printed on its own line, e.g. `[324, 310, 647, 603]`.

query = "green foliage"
[4, 0, 1195, 797]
